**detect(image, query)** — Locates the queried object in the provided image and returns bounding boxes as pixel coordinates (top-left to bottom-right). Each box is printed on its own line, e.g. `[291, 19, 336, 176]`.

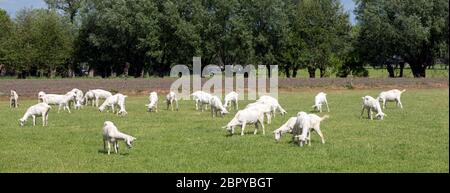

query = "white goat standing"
[294, 112, 328, 147]
[246, 102, 274, 124]
[222, 108, 265, 136]
[191, 91, 211, 111]
[378, 89, 406, 109]
[70, 88, 84, 110]
[84, 90, 96, 106]
[41, 92, 77, 113]
[361, 96, 386, 120]
[209, 95, 229, 117]
[102, 121, 136, 155]
[10, 90, 19, 108]
[38, 91, 46, 102]
[257, 95, 287, 117]
[19, 103, 51, 127]
[166, 91, 179, 111]
[146, 92, 158, 112]
[99, 94, 128, 116]
[224, 91, 239, 111]
[312, 92, 330, 112]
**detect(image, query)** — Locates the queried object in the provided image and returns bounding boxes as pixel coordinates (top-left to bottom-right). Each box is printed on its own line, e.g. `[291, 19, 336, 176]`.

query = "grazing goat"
[146, 92, 158, 112]
[166, 92, 179, 111]
[378, 89, 406, 109]
[10, 90, 19, 108]
[222, 108, 265, 136]
[293, 112, 328, 147]
[209, 96, 229, 117]
[273, 117, 298, 141]
[102, 121, 136, 155]
[84, 90, 96, 106]
[41, 92, 77, 113]
[19, 103, 51, 127]
[91, 89, 113, 107]
[361, 96, 386, 120]
[312, 92, 330, 112]
[224, 91, 239, 111]
[99, 94, 128, 116]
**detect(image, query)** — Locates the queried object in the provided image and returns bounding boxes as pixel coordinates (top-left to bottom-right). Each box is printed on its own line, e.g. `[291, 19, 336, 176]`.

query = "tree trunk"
[292, 67, 299, 78]
[399, 62, 405, 77]
[265, 64, 270, 78]
[0, 64, 5, 76]
[124, 62, 130, 78]
[50, 68, 56, 78]
[410, 63, 426, 78]
[140, 67, 145, 78]
[386, 64, 395, 78]
[308, 67, 316, 78]
[68, 67, 74, 78]
[284, 65, 291, 78]
[89, 67, 95, 78]
[319, 68, 326, 78]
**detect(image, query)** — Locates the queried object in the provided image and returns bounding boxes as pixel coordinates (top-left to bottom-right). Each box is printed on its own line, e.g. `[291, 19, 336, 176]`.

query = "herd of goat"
[7, 88, 406, 154]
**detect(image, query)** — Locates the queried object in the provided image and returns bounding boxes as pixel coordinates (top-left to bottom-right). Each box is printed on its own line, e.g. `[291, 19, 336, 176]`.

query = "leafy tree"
[0, 9, 13, 75]
[355, 0, 449, 77]
[295, 0, 352, 78]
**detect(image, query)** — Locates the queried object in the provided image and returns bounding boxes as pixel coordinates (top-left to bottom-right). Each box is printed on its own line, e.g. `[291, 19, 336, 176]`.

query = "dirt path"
[0, 77, 448, 97]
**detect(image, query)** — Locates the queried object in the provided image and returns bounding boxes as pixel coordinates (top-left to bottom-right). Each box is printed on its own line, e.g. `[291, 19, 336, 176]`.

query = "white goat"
[312, 92, 330, 112]
[273, 117, 298, 141]
[222, 108, 265, 136]
[84, 90, 96, 106]
[99, 94, 128, 116]
[102, 121, 136, 155]
[70, 88, 84, 110]
[224, 91, 239, 111]
[191, 91, 211, 111]
[41, 92, 77, 113]
[257, 95, 287, 117]
[38, 91, 46, 102]
[246, 102, 274, 124]
[146, 92, 158, 112]
[378, 89, 406, 109]
[10, 90, 19, 108]
[209, 95, 229, 117]
[294, 112, 328, 147]
[19, 103, 51, 127]
[91, 89, 113, 107]
[361, 96, 386, 120]
[166, 91, 179, 111]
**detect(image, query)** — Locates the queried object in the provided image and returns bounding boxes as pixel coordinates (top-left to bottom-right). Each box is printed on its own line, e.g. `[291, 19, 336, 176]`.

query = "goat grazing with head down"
[102, 121, 136, 155]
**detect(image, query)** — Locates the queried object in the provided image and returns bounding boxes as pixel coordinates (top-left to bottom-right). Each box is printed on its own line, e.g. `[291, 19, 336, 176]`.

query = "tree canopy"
[0, 0, 447, 78]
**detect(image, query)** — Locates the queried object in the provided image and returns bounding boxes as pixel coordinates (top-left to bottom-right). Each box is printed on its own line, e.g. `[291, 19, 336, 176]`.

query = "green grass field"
[0, 89, 448, 172]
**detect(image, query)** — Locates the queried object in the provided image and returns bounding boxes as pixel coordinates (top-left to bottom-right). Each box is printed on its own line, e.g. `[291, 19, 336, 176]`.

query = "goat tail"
[320, 115, 330, 121]
[401, 89, 406, 93]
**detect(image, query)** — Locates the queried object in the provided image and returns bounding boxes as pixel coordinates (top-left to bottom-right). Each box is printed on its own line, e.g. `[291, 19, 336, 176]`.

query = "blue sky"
[0, 0, 356, 23]
[0, 0, 47, 17]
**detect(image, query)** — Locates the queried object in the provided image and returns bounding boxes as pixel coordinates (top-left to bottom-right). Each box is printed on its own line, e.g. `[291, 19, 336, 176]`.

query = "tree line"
[0, 0, 448, 78]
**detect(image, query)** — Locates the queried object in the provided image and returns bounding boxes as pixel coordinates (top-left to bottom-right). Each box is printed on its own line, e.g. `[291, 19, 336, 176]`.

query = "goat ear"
[221, 126, 227, 129]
